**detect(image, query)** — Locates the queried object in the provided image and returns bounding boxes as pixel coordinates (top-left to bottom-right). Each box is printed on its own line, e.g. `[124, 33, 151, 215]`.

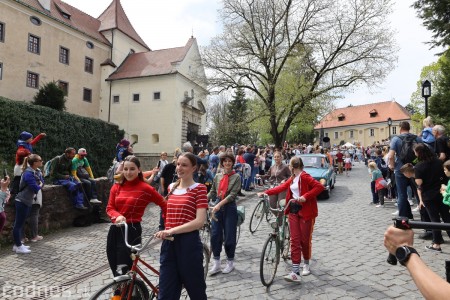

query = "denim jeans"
[54, 179, 84, 207]
[80, 178, 98, 200]
[211, 202, 238, 260]
[394, 172, 413, 219]
[13, 201, 31, 246]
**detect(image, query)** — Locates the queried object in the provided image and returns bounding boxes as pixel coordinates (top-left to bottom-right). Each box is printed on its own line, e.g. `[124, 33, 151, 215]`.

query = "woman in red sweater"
[258, 156, 324, 283]
[106, 155, 166, 276]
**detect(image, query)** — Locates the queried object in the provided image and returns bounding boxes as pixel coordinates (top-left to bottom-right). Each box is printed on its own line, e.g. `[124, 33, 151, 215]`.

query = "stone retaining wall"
[1, 178, 111, 243]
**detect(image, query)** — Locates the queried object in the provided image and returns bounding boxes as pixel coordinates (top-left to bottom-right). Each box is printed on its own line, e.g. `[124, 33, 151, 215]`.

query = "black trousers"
[424, 198, 450, 244]
[106, 222, 142, 276]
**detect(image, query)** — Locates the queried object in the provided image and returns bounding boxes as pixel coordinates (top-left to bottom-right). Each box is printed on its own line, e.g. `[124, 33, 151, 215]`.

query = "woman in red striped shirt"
[106, 156, 166, 276]
[155, 152, 208, 299]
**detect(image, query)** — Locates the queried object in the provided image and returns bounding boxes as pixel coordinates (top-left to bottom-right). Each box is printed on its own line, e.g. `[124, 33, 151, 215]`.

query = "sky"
[63, 0, 441, 109]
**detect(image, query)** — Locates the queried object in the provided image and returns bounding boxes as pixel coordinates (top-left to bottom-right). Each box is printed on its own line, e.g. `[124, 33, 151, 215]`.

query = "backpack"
[43, 155, 62, 178]
[376, 157, 388, 177]
[398, 134, 418, 164]
[242, 163, 251, 179]
[106, 161, 120, 184]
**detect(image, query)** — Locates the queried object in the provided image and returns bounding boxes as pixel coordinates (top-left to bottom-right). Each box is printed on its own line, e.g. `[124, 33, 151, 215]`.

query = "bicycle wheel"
[281, 223, 291, 261]
[264, 202, 273, 223]
[259, 234, 280, 287]
[249, 200, 265, 233]
[203, 242, 211, 280]
[90, 277, 150, 300]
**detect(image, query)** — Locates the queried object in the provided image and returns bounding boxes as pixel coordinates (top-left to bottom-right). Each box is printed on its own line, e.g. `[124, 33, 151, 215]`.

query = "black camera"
[289, 201, 302, 214]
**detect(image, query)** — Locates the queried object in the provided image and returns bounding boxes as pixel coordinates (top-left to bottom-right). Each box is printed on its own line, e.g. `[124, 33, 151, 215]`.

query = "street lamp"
[387, 117, 392, 140]
[422, 80, 431, 117]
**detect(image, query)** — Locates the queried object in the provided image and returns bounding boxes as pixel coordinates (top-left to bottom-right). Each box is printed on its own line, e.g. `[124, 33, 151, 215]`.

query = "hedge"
[0, 97, 124, 177]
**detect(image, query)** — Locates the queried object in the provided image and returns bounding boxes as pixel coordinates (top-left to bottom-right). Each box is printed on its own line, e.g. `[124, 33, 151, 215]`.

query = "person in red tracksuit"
[258, 156, 324, 283]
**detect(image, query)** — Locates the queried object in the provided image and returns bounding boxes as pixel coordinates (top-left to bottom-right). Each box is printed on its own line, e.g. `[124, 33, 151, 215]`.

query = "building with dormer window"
[0, 0, 207, 158]
[314, 100, 412, 147]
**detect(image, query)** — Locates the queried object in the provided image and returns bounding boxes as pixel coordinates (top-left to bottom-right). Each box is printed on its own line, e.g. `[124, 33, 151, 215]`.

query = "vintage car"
[299, 154, 336, 200]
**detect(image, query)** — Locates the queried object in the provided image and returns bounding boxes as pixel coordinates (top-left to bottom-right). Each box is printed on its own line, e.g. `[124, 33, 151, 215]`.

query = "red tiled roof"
[107, 38, 196, 81]
[98, 0, 150, 51]
[314, 100, 411, 129]
[15, 0, 110, 44]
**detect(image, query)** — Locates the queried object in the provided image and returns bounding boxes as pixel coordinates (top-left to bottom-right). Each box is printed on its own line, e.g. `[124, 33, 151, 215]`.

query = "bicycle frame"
[116, 222, 173, 299]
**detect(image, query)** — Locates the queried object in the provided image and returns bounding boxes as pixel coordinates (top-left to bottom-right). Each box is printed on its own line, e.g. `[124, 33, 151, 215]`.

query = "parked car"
[299, 154, 336, 200]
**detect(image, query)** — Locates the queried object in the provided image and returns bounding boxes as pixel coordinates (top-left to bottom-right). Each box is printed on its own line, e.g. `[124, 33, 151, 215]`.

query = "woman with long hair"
[413, 143, 450, 252]
[207, 153, 241, 275]
[106, 155, 166, 276]
[258, 156, 324, 282]
[155, 152, 208, 299]
[12, 154, 44, 254]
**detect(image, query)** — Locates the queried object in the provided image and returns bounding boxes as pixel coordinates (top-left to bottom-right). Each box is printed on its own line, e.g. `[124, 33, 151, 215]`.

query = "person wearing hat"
[71, 148, 101, 204]
[115, 139, 133, 162]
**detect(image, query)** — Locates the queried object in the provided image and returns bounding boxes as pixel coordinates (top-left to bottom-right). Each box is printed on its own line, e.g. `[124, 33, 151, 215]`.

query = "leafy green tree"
[429, 50, 450, 126]
[413, 0, 450, 48]
[226, 86, 251, 145]
[33, 81, 66, 111]
[203, 0, 397, 147]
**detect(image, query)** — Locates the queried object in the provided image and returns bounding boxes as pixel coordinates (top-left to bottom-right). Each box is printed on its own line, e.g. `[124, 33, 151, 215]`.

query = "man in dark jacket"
[50, 147, 87, 209]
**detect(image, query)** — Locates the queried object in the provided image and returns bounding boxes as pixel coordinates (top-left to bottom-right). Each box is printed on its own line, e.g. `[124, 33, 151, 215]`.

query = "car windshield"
[301, 156, 327, 168]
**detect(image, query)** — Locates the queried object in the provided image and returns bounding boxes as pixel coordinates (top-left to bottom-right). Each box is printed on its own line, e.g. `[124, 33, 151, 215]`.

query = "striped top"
[165, 183, 208, 230]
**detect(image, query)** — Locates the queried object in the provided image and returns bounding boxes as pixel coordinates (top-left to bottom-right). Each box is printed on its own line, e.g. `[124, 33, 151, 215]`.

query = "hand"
[41, 133, 46, 137]
[64, 175, 70, 179]
[297, 196, 306, 203]
[441, 184, 447, 194]
[115, 216, 126, 223]
[1, 176, 10, 191]
[420, 201, 425, 208]
[384, 226, 414, 254]
[212, 202, 221, 213]
[155, 229, 173, 239]
[257, 192, 266, 198]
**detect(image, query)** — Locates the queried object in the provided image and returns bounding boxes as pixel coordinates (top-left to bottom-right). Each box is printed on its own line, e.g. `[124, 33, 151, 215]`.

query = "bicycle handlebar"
[115, 222, 174, 253]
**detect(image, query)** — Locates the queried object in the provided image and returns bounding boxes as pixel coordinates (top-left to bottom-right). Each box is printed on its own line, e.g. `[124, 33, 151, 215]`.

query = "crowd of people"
[4, 118, 450, 298]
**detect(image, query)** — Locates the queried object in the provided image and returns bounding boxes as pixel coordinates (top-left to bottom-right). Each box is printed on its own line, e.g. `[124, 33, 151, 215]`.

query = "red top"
[335, 152, 344, 163]
[165, 183, 208, 230]
[107, 178, 167, 223]
[15, 133, 45, 165]
[236, 155, 245, 164]
[265, 172, 324, 220]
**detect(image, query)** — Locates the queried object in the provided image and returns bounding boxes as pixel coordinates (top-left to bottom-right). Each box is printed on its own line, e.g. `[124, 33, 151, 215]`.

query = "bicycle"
[259, 199, 291, 287]
[249, 189, 276, 234]
[90, 223, 211, 299]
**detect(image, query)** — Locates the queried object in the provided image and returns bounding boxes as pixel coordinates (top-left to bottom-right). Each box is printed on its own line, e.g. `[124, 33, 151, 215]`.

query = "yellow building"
[0, 0, 207, 157]
[314, 101, 412, 147]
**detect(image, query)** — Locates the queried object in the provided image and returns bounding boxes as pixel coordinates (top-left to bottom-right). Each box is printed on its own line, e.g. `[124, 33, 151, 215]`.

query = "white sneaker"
[222, 261, 234, 274]
[412, 206, 420, 212]
[375, 204, 384, 208]
[408, 199, 414, 206]
[391, 210, 399, 216]
[302, 264, 311, 276]
[208, 260, 221, 276]
[12, 244, 30, 252]
[15, 245, 31, 254]
[284, 271, 301, 283]
[90, 199, 102, 204]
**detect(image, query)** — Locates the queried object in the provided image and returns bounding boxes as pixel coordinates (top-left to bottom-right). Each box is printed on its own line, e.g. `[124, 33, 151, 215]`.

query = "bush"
[33, 81, 66, 111]
[0, 96, 124, 177]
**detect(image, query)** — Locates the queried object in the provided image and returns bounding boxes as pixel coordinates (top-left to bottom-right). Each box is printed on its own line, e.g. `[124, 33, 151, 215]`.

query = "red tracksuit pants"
[288, 214, 315, 264]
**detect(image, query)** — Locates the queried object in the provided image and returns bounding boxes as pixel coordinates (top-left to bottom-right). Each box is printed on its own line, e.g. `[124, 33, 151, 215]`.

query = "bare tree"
[202, 0, 397, 146]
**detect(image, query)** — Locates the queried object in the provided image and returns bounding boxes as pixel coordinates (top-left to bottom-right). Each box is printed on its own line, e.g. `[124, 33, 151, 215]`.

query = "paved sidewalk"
[1, 162, 449, 299]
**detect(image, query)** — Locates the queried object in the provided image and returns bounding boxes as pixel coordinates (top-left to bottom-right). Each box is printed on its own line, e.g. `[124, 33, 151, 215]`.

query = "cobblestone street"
[1, 162, 447, 299]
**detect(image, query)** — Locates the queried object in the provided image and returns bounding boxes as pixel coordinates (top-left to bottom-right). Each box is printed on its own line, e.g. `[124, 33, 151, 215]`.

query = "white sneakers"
[222, 261, 234, 274]
[209, 259, 221, 276]
[90, 199, 102, 204]
[302, 264, 311, 276]
[209, 259, 235, 275]
[284, 271, 301, 283]
[13, 244, 31, 254]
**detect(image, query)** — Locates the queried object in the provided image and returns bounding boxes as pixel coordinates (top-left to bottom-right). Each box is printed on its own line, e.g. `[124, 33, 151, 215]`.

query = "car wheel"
[319, 189, 330, 200]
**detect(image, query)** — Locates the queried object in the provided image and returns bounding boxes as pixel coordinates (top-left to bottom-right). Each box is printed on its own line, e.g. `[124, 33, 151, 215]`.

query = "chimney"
[38, 0, 51, 11]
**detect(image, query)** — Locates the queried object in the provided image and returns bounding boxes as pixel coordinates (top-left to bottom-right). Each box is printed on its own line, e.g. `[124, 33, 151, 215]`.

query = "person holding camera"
[258, 156, 324, 282]
[384, 226, 450, 299]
